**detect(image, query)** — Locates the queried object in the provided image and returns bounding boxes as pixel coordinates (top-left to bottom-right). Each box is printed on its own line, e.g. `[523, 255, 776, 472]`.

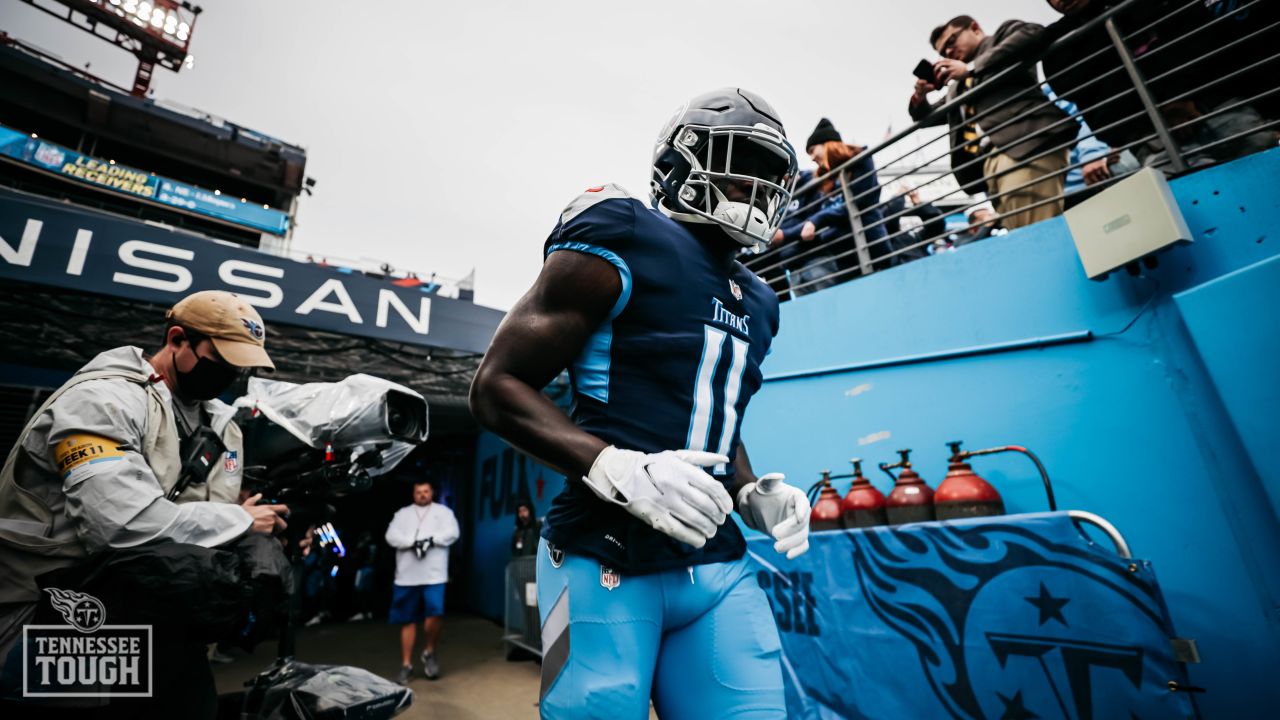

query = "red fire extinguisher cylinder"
[934, 441, 1006, 520]
[809, 470, 844, 531]
[841, 458, 887, 528]
[882, 449, 935, 525]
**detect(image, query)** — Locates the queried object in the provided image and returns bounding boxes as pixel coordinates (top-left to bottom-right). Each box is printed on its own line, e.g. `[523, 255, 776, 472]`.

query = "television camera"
[222, 374, 427, 719]
[234, 374, 428, 514]
[166, 373, 428, 549]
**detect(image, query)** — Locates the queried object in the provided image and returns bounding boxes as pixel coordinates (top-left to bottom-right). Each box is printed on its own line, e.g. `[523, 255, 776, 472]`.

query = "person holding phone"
[909, 14, 1077, 230]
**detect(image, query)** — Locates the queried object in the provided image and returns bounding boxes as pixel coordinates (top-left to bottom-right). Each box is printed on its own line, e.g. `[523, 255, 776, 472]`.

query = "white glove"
[737, 473, 811, 559]
[582, 446, 734, 548]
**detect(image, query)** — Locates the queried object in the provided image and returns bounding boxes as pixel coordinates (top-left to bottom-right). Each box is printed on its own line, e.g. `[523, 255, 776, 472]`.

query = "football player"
[470, 88, 811, 719]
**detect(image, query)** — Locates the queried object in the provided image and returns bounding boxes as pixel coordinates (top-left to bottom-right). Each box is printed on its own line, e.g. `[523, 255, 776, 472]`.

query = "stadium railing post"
[839, 168, 874, 276]
[1104, 16, 1189, 174]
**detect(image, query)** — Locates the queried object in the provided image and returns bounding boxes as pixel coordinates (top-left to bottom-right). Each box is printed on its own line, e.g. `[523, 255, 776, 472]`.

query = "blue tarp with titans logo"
[748, 512, 1197, 719]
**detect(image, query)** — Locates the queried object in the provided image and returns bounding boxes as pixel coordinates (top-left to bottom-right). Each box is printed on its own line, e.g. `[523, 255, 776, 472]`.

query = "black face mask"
[171, 348, 238, 401]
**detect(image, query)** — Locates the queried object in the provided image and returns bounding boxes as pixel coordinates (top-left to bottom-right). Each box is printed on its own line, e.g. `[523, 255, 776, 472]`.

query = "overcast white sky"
[3, 0, 1059, 309]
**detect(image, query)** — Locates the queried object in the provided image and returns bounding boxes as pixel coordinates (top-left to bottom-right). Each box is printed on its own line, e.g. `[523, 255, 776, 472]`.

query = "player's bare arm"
[730, 443, 760, 500]
[472, 244, 733, 549]
[469, 250, 620, 482]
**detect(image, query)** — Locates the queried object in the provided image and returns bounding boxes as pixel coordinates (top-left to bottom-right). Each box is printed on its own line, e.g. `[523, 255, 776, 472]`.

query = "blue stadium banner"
[0, 187, 504, 353]
[749, 512, 1197, 719]
[0, 123, 290, 236]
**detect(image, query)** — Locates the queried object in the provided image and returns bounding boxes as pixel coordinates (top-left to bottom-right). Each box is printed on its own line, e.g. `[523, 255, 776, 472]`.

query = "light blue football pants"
[536, 538, 785, 719]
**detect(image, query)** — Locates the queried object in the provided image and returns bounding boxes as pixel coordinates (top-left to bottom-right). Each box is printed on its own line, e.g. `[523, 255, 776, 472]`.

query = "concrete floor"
[213, 614, 544, 720]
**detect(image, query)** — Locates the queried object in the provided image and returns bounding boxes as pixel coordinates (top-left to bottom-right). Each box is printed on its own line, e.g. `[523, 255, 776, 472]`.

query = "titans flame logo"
[754, 514, 1196, 720]
[44, 587, 107, 634]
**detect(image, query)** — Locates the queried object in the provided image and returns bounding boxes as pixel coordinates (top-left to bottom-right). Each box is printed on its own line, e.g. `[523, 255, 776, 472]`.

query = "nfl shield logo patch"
[729, 279, 743, 301]
[599, 565, 621, 591]
[223, 450, 239, 473]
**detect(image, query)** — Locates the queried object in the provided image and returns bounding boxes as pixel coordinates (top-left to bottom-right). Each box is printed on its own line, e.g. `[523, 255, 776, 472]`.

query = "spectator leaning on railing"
[910, 14, 1078, 230]
[774, 119, 892, 275]
[1046, 90, 1114, 195]
[768, 166, 839, 295]
[1043, 0, 1277, 172]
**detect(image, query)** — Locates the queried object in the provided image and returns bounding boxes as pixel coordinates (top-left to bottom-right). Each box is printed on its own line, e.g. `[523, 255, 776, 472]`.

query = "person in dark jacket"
[511, 501, 540, 557]
[1042, 0, 1276, 172]
[765, 168, 838, 295]
[911, 15, 1077, 230]
[769, 118, 891, 293]
[505, 501, 541, 661]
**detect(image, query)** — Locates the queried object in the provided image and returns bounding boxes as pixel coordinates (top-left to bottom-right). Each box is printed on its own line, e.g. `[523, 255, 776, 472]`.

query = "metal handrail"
[753, 0, 1277, 296]
[783, 110, 1280, 296]
[776, 0, 1243, 224]
[778, 85, 1280, 296]
[774, 28, 1146, 244]
[751, 100, 1154, 279]
[793, 0, 1197, 202]
[787, 0, 1270, 236]
[848, 40, 1280, 249]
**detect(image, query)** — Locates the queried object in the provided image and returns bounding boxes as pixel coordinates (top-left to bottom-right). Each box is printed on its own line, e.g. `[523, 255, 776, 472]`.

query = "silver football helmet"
[651, 88, 799, 251]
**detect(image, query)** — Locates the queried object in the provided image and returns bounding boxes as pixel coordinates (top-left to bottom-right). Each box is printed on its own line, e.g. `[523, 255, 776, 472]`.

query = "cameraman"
[0, 290, 286, 715]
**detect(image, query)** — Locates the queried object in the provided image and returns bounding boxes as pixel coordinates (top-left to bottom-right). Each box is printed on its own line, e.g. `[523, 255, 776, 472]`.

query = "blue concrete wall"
[1173, 254, 1280, 522]
[744, 148, 1280, 717]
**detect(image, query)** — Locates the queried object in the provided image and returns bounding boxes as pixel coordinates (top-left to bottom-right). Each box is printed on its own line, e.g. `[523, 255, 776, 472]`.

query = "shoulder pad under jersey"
[558, 183, 641, 225]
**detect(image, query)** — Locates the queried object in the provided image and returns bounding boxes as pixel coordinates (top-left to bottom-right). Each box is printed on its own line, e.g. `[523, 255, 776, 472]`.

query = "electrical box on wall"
[1065, 167, 1193, 280]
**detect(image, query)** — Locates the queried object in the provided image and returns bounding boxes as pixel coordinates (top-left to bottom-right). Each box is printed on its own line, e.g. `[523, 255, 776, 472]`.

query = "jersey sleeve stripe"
[544, 241, 632, 320]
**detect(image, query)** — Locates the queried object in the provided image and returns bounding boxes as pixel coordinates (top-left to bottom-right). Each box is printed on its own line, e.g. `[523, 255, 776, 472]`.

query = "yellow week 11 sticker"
[54, 434, 125, 476]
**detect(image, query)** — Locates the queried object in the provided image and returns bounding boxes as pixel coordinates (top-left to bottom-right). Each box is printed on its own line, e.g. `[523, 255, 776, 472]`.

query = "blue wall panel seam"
[763, 331, 1095, 382]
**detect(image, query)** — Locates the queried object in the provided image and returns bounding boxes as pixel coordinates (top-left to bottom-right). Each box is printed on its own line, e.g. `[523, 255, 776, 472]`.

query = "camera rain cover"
[246, 659, 413, 719]
[233, 374, 428, 477]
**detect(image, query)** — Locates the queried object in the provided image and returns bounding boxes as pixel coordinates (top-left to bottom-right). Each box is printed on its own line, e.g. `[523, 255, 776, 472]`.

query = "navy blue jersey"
[540, 184, 781, 574]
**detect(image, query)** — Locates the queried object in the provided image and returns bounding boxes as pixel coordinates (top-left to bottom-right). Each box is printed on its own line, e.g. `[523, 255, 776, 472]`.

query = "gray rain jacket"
[0, 346, 252, 652]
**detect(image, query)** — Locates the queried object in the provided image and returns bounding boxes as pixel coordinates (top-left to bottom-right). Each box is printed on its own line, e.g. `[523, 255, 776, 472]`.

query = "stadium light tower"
[19, 0, 201, 97]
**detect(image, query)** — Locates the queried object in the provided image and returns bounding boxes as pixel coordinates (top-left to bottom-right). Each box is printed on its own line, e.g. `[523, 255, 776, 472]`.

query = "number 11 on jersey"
[686, 325, 749, 475]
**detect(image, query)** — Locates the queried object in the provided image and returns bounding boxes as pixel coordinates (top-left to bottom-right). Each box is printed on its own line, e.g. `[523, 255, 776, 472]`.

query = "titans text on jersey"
[539, 183, 781, 573]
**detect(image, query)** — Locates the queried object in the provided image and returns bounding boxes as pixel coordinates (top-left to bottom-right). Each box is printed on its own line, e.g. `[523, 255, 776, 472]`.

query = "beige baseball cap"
[166, 290, 275, 370]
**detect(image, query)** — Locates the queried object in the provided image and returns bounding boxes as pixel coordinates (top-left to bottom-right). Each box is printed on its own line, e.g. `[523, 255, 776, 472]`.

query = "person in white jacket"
[384, 480, 459, 683]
